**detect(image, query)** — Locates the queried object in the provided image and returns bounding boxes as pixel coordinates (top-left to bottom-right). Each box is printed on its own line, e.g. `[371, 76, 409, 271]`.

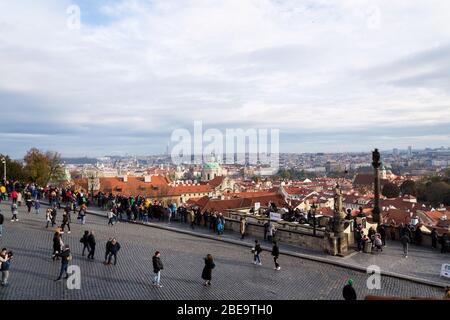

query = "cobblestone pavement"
[84, 205, 450, 287]
[0, 202, 446, 300]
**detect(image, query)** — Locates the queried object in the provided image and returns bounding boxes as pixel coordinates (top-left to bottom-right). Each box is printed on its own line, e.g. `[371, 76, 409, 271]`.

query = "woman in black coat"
[52, 231, 63, 261]
[201, 254, 215, 287]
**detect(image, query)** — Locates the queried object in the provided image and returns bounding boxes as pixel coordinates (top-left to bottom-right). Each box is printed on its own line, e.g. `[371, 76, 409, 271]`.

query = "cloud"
[0, 0, 450, 157]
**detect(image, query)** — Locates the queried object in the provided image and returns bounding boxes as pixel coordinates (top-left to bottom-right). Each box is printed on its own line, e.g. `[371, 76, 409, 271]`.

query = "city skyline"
[1, 1, 450, 158]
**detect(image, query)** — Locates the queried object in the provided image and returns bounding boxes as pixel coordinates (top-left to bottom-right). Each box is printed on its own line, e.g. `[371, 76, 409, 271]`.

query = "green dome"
[204, 162, 220, 170]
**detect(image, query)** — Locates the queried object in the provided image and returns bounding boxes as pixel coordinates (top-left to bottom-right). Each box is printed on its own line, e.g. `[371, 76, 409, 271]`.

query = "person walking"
[11, 190, 18, 204]
[0, 210, 4, 239]
[54, 245, 72, 281]
[240, 217, 247, 240]
[105, 238, 120, 265]
[201, 254, 215, 287]
[80, 231, 90, 257]
[342, 279, 357, 300]
[107, 210, 115, 226]
[51, 207, 57, 227]
[272, 241, 281, 270]
[401, 233, 410, 258]
[10, 203, 18, 222]
[52, 231, 64, 261]
[152, 251, 164, 288]
[60, 212, 71, 234]
[252, 240, 262, 266]
[87, 231, 96, 260]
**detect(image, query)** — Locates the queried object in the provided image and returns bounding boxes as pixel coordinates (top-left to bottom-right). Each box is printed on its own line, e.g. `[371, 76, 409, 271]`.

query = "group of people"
[354, 223, 386, 253]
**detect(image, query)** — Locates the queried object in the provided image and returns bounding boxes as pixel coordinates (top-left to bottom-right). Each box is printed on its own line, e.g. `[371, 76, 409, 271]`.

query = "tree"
[425, 182, 450, 207]
[382, 182, 400, 198]
[23, 148, 63, 186]
[400, 180, 416, 196]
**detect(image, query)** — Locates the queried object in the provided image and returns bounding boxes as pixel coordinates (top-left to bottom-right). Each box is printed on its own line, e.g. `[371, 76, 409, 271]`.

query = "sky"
[1, 0, 450, 158]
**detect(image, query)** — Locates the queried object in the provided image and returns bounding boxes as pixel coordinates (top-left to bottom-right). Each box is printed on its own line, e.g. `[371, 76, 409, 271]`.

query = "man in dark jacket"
[60, 212, 71, 234]
[342, 279, 357, 300]
[431, 229, 438, 249]
[253, 240, 262, 265]
[401, 234, 410, 258]
[152, 251, 164, 288]
[272, 241, 280, 271]
[87, 231, 96, 260]
[106, 238, 120, 265]
[55, 245, 71, 281]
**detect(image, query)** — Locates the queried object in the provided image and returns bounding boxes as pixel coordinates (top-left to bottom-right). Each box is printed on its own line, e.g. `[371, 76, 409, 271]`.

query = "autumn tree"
[23, 148, 64, 186]
[382, 182, 400, 198]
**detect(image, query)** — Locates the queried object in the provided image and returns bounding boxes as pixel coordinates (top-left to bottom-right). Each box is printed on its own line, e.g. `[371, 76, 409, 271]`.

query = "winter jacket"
[152, 256, 164, 273]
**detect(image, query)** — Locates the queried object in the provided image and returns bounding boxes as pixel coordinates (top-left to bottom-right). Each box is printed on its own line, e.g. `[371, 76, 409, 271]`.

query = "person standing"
[272, 241, 280, 270]
[377, 225, 386, 247]
[201, 254, 215, 287]
[10, 203, 18, 222]
[441, 233, 449, 254]
[389, 220, 396, 240]
[0, 248, 12, 287]
[34, 199, 41, 215]
[54, 245, 72, 281]
[11, 190, 18, 204]
[51, 207, 57, 227]
[431, 228, 438, 249]
[104, 238, 112, 264]
[60, 212, 71, 234]
[253, 240, 262, 265]
[26, 196, 33, 213]
[45, 208, 52, 228]
[87, 231, 96, 260]
[79, 204, 87, 225]
[0, 210, 4, 238]
[80, 231, 90, 257]
[189, 209, 195, 229]
[105, 238, 120, 265]
[342, 279, 357, 300]
[401, 233, 410, 258]
[152, 251, 164, 288]
[240, 217, 247, 240]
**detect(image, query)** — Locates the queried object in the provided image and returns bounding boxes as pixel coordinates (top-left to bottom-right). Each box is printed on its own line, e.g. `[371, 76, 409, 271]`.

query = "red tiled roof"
[172, 185, 212, 194]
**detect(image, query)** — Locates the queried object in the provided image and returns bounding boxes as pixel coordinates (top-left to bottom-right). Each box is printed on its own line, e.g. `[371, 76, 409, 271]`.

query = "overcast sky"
[1, 0, 450, 158]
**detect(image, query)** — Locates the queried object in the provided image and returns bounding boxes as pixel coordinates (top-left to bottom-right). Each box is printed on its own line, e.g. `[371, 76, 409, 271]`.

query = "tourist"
[107, 209, 116, 226]
[377, 225, 386, 246]
[253, 240, 262, 266]
[201, 254, 215, 287]
[11, 203, 18, 222]
[104, 238, 112, 264]
[51, 206, 57, 227]
[401, 233, 410, 258]
[60, 212, 71, 234]
[431, 228, 438, 249]
[45, 208, 52, 228]
[356, 230, 363, 252]
[26, 196, 33, 213]
[105, 238, 120, 265]
[54, 245, 72, 281]
[240, 217, 247, 240]
[34, 199, 40, 215]
[80, 231, 90, 257]
[374, 234, 383, 252]
[441, 233, 449, 254]
[0, 209, 4, 238]
[414, 225, 423, 246]
[189, 209, 195, 229]
[87, 231, 96, 260]
[264, 221, 269, 241]
[389, 220, 396, 240]
[11, 190, 18, 204]
[52, 231, 64, 261]
[342, 279, 357, 300]
[0, 248, 12, 287]
[152, 251, 164, 288]
[268, 224, 277, 243]
[79, 204, 87, 225]
[272, 241, 281, 271]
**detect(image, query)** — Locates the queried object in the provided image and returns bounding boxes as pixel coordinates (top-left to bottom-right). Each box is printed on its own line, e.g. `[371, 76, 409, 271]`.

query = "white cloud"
[0, 0, 450, 156]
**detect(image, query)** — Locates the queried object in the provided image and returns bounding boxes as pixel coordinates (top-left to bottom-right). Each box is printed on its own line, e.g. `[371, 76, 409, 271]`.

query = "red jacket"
[11, 190, 18, 199]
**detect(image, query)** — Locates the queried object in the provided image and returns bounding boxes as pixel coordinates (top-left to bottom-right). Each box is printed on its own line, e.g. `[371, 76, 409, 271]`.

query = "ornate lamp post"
[372, 148, 381, 224]
[0, 157, 6, 183]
